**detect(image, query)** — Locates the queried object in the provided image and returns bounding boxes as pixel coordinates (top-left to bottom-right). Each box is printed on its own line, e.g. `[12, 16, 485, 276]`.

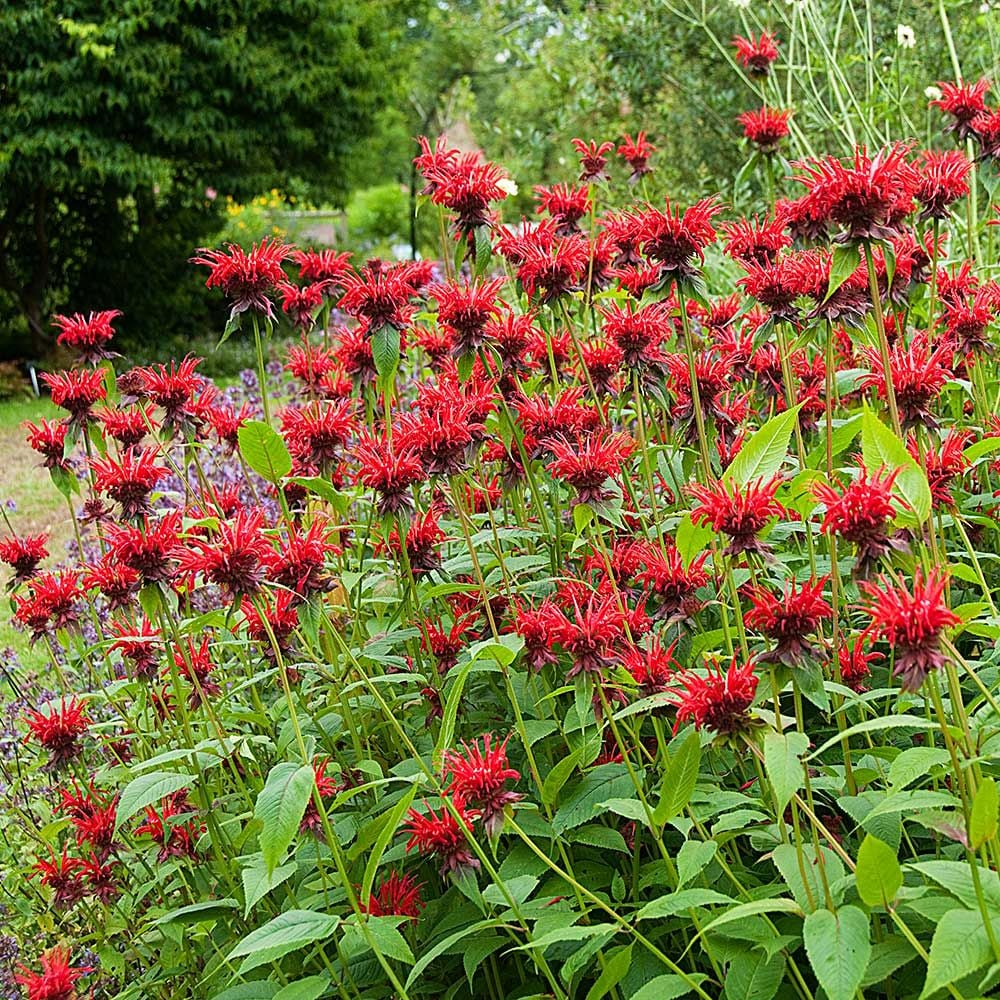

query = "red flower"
[339, 267, 416, 331]
[443, 734, 522, 837]
[737, 107, 792, 152]
[42, 368, 107, 424]
[266, 520, 338, 597]
[24, 418, 70, 470]
[135, 356, 205, 430]
[515, 387, 599, 455]
[404, 797, 480, 878]
[500, 220, 590, 302]
[300, 758, 341, 833]
[52, 309, 120, 363]
[32, 849, 85, 908]
[744, 577, 832, 666]
[240, 590, 301, 654]
[688, 474, 785, 557]
[15, 946, 92, 1000]
[838, 638, 882, 693]
[382, 505, 446, 574]
[90, 447, 167, 519]
[722, 214, 791, 266]
[278, 281, 326, 330]
[572, 138, 615, 183]
[355, 434, 427, 517]
[858, 331, 953, 429]
[23, 697, 89, 767]
[618, 131, 656, 184]
[549, 591, 627, 678]
[859, 569, 960, 691]
[812, 463, 906, 572]
[733, 31, 779, 77]
[973, 107, 1000, 160]
[14, 572, 81, 641]
[428, 277, 506, 356]
[397, 402, 483, 477]
[943, 283, 999, 354]
[0, 533, 48, 583]
[108, 616, 161, 679]
[280, 399, 355, 470]
[361, 871, 425, 920]
[293, 247, 352, 285]
[930, 79, 991, 140]
[422, 612, 480, 674]
[599, 300, 671, 373]
[512, 599, 562, 671]
[97, 403, 156, 447]
[622, 636, 680, 694]
[60, 782, 117, 851]
[134, 791, 203, 861]
[671, 655, 759, 736]
[915, 149, 972, 220]
[635, 542, 709, 623]
[179, 508, 273, 597]
[547, 430, 634, 506]
[78, 853, 120, 904]
[191, 237, 293, 321]
[534, 182, 592, 234]
[793, 144, 920, 243]
[908, 429, 972, 507]
[105, 511, 184, 585]
[171, 636, 221, 706]
[285, 338, 337, 390]
[83, 558, 140, 611]
[633, 196, 723, 284]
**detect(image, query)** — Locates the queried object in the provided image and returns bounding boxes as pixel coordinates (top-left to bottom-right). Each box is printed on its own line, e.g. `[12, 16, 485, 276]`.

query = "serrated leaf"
[361, 786, 418, 910]
[825, 243, 861, 302]
[273, 976, 330, 1000]
[285, 476, 352, 515]
[242, 857, 298, 917]
[921, 908, 994, 999]
[238, 420, 292, 483]
[675, 512, 714, 568]
[722, 404, 801, 488]
[860, 407, 930, 526]
[971, 778, 999, 850]
[855, 835, 902, 908]
[632, 975, 708, 1000]
[653, 730, 701, 824]
[677, 839, 717, 887]
[888, 747, 951, 790]
[116, 770, 192, 831]
[255, 762, 315, 872]
[723, 951, 785, 1000]
[228, 910, 340, 975]
[763, 731, 809, 813]
[542, 749, 583, 809]
[803, 906, 871, 1000]
[552, 764, 633, 834]
[585, 943, 632, 1000]
[636, 888, 733, 920]
[372, 324, 400, 390]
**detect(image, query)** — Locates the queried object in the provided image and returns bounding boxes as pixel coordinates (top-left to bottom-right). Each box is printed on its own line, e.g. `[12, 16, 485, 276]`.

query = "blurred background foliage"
[2, 0, 998, 375]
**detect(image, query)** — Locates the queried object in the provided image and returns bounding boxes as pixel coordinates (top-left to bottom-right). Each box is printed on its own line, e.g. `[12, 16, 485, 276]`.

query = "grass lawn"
[0, 394, 72, 670]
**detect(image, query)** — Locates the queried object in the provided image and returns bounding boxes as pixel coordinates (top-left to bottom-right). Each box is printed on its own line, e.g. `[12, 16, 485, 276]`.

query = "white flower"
[494, 49, 510, 65]
[496, 177, 519, 197]
[925, 85, 943, 102]
[729, 0, 751, 8]
[896, 24, 915, 48]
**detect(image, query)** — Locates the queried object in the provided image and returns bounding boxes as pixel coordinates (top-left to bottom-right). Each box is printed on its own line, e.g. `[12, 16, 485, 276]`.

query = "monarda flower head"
[443, 734, 522, 837]
[534, 182, 592, 234]
[15, 946, 92, 1000]
[178, 508, 273, 598]
[733, 30, 779, 77]
[549, 591, 627, 679]
[13, 571, 81, 641]
[361, 871, 425, 920]
[428, 277, 505, 357]
[52, 308, 121, 364]
[633, 196, 723, 286]
[599, 300, 671, 374]
[293, 247, 352, 286]
[90, 447, 167, 520]
[354, 434, 426, 517]
[25, 418, 69, 470]
[499, 220, 590, 302]
[192, 237, 293, 322]
[915, 149, 972, 221]
[838, 638, 882, 693]
[280, 399, 355, 470]
[572, 138, 615, 183]
[278, 281, 326, 330]
[622, 635, 681, 695]
[547, 430, 635, 506]
[859, 569, 960, 691]
[105, 511, 184, 585]
[722, 214, 791, 267]
[42, 368, 107, 425]
[23, 696, 89, 767]
[908, 429, 972, 507]
[618, 131, 656, 184]
[0, 533, 48, 584]
[930, 79, 991, 140]
[134, 791, 203, 861]
[737, 107, 792, 152]
[688, 474, 785, 557]
[671, 655, 759, 738]
[60, 782, 118, 851]
[744, 577, 832, 666]
[635, 541, 709, 623]
[793, 144, 920, 243]
[404, 797, 480, 878]
[339, 267, 416, 332]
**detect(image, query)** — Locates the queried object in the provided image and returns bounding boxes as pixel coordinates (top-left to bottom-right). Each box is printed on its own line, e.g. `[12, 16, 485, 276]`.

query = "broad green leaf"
[585, 943, 632, 1000]
[861, 936, 918, 988]
[806, 413, 862, 469]
[229, 909, 340, 975]
[154, 898, 239, 925]
[653, 730, 701, 825]
[763, 731, 809, 813]
[255, 762, 316, 873]
[860, 407, 931, 526]
[772, 843, 845, 913]
[238, 420, 292, 483]
[404, 919, 504, 990]
[825, 243, 861, 301]
[637, 888, 733, 920]
[285, 476, 352, 515]
[964, 437, 1000, 464]
[210, 985, 281, 1000]
[722, 404, 801, 488]
[360, 916, 415, 964]
[542, 749, 583, 809]
[372, 324, 400, 390]
[808, 716, 939, 760]
[920, 907, 994, 999]
[552, 764, 633, 834]
[116, 770, 192, 831]
[723, 951, 785, 1000]
[910, 860, 1000, 910]
[512, 923, 618, 953]
[855, 835, 902, 908]
[436, 653, 476, 757]
[242, 857, 298, 917]
[676, 839, 717, 887]
[273, 976, 330, 1000]
[970, 777, 999, 850]
[675, 512, 714, 568]
[695, 898, 803, 939]
[803, 906, 871, 1000]
[632, 975, 708, 1000]
[888, 747, 951, 790]
[361, 786, 418, 910]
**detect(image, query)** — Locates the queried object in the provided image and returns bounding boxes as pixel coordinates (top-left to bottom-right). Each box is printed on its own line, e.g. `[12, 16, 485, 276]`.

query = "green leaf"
[803, 906, 871, 1000]
[723, 951, 785, 1000]
[542, 749, 583, 809]
[116, 770, 192, 831]
[285, 476, 352, 515]
[763, 731, 809, 813]
[971, 778, 999, 850]
[722, 404, 801, 488]
[860, 407, 931, 526]
[372, 324, 400, 390]
[218, 312, 242, 347]
[636, 888, 733, 920]
[653, 730, 701, 825]
[361, 786, 418, 910]
[964, 437, 1000, 464]
[632, 975, 707, 1000]
[855, 835, 902, 908]
[362, 916, 415, 964]
[49, 465, 81, 499]
[273, 977, 330, 1000]
[585, 943, 632, 1000]
[772, 843, 845, 913]
[242, 857, 298, 917]
[675, 512, 714, 568]
[210, 985, 281, 1000]
[676, 839, 717, 887]
[512, 923, 618, 953]
[825, 243, 861, 301]
[552, 764, 633, 834]
[695, 898, 803, 938]
[910, 860, 1000, 910]
[888, 747, 951, 790]
[807, 716, 939, 760]
[154, 898, 239, 925]
[238, 420, 292, 483]
[573, 502, 595, 535]
[805, 413, 861, 469]
[228, 910, 340, 975]
[404, 919, 504, 990]
[921, 908, 994, 999]
[861, 936, 918, 987]
[255, 763, 316, 873]
[473, 225, 493, 279]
